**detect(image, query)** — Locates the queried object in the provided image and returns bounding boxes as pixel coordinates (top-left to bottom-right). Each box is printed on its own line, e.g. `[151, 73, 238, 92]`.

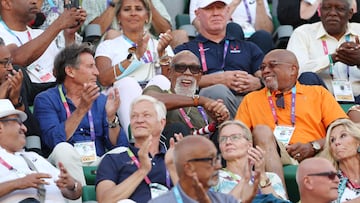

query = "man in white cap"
[174, 0, 264, 119]
[0, 99, 82, 202]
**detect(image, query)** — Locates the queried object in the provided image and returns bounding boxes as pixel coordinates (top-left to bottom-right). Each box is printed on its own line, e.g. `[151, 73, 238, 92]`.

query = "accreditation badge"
[150, 183, 169, 199]
[27, 64, 55, 83]
[273, 125, 295, 145]
[332, 80, 355, 102]
[74, 141, 97, 163]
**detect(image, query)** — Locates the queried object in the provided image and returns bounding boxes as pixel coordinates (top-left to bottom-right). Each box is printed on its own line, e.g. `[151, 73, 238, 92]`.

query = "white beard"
[173, 76, 198, 97]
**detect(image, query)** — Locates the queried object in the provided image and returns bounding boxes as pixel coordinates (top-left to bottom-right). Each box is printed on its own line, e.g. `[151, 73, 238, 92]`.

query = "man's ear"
[64, 66, 74, 78]
[184, 162, 195, 176]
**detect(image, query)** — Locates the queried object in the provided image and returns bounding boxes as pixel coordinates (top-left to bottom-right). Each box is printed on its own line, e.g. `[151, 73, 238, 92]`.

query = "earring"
[357, 146, 360, 153]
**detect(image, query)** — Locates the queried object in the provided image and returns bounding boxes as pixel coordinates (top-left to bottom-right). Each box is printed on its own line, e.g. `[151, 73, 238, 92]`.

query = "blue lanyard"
[243, 0, 252, 24]
[173, 185, 184, 203]
[0, 20, 31, 45]
[46, 0, 59, 13]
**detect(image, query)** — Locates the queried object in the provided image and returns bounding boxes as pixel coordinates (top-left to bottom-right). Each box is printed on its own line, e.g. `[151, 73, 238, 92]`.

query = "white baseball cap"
[0, 99, 27, 122]
[196, 0, 229, 9]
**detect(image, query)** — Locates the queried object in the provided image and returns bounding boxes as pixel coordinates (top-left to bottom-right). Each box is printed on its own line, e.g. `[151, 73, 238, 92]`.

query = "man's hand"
[105, 87, 120, 121]
[7, 69, 23, 104]
[64, 8, 87, 35]
[78, 83, 100, 113]
[55, 162, 78, 191]
[191, 172, 211, 203]
[202, 98, 229, 123]
[286, 142, 314, 162]
[18, 173, 52, 190]
[56, 7, 86, 31]
[335, 37, 360, 66]
[165, 133, 183, 184]
[138, 135, 152, 174]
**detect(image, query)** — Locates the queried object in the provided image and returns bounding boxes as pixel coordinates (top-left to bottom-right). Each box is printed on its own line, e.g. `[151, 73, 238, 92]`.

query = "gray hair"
[130, 95, 166, 121]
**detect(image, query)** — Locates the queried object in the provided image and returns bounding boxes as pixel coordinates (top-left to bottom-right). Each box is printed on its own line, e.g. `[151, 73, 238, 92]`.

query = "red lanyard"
[198, 40, 229, 72]
[179, 106, 208, 129]
[0, 156, 14, 170]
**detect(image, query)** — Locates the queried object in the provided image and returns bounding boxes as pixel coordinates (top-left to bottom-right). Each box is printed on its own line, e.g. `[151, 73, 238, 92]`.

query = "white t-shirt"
[0, 22, 59, 83]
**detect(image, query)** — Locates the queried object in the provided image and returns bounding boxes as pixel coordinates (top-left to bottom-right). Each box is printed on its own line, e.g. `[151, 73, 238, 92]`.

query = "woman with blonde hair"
[321, 118, 360, 202]
[213, 120, 288, 202]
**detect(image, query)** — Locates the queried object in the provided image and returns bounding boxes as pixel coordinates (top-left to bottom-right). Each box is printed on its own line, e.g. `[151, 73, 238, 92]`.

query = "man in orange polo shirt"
[235, 49, 347, 186]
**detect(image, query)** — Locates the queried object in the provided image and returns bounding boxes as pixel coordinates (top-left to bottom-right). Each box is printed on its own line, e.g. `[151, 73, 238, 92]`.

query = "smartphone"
[64, 0, 79, 9]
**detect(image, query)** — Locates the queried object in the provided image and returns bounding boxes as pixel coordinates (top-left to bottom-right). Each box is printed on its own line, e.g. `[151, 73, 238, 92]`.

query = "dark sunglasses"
[172, 64, 202, 74]
[307, 171, 338, 180]
[187, 154, 221, 167]
[260, 61, 293, 71]
[0, 117, 23, 125]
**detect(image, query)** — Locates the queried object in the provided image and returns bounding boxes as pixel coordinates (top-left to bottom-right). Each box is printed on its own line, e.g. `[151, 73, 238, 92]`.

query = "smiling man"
[143, 50, 229, 146]
[174, 0, 264, 119]
[95, 95, 173, 203]
[235, 49, 347, 188]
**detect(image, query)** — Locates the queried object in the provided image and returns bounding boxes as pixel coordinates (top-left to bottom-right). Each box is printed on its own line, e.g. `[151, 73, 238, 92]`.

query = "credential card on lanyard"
[332, 80, 355, 102]
[74, 141, 97, 163]
[273, 125, 295, 145]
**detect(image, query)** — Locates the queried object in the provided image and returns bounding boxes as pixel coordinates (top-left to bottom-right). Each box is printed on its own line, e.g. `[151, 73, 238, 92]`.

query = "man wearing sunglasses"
[150, 135, 259, 203]
[235, 49, 347, 188]
[296, 157, 340, 203]
[174, 0, 264, 119]
[143, 50, 230, 146]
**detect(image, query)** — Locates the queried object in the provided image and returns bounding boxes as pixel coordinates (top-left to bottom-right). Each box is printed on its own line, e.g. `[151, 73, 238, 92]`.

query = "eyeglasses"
[275, 93, 285, 109]
[0, 58, 13, 69]
[172, 64, 202, 74]
[187, 154, 221, 167]
[307, 171, 338, 180]
[259, 61, 293, 71]
[219, 134, 247, 144]
[0, 117, 23, 125]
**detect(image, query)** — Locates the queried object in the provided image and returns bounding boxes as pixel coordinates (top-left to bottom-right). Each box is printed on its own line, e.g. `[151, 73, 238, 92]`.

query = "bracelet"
[192, 95, 200, 106]
[118, 63, 126, 73]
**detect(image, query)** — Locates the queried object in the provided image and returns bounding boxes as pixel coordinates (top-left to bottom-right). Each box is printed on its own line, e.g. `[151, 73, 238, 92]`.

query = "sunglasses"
[276, 93, 285, 109]
[0, 117, 23, 125]
[187, 154, 221, 167]
[307, 171, 338, 180]
[0, 58, 13, 69]
[172, 64, 202, 74]
[259, 61, 293, 71]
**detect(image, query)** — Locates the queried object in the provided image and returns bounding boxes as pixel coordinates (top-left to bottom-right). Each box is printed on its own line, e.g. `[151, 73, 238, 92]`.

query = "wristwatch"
[192, 95, 200, 106]
[310, 141, 321, 154]
[108, 115, 120, 128]
[13, 96, 23, 108]
[259, 177, 271, 188]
